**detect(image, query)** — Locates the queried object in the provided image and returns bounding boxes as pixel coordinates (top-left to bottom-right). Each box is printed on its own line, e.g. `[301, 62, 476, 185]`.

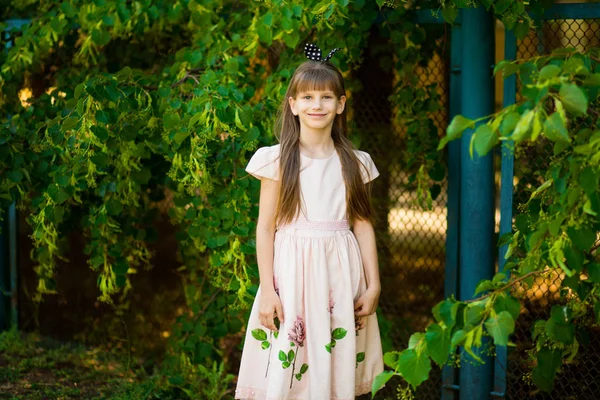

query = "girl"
[235, 44, 383, 400]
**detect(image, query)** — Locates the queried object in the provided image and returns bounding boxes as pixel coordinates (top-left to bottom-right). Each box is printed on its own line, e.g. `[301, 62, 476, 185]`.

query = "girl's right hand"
[259, 289, 284, 331]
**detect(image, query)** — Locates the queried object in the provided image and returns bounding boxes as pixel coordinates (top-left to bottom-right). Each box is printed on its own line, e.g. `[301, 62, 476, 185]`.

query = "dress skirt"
[235, 219, 383, 400]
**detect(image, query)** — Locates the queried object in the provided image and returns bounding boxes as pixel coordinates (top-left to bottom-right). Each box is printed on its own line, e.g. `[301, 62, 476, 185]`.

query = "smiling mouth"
[308, 113, 327, 117]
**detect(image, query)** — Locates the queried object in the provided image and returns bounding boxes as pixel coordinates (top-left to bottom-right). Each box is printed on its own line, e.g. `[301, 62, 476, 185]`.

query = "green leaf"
[262, 11, 274, 27]
[539, 64, 561, 81]
[499, 111, 521, 136]
[371, 371, 395, 397]
[331, 328, 347, 340]
[532, 349, 561, 393]
[464, 304, 485, 326]
[47, 185, 69, 204]
[438, 115, 475, 150]
[174, 131, 191, 145]
[90, 126, 109, 142]
[91, 152, 110, 168]
[494, 0, 513, 14]
[513, 20, 530, 40]
[543, 112, 570, 143]
[545, 319, 575, 344]
[408, 332, 425, 349]
[484, 311, 515, 346]
[567, 226, 596, 251]
[261, 341, 270, 349]
[493, 294, 521, 321]
[587, 263, 600, 283]
[288, 349, 295, 362]
[300, 363, 308, 374]
[62, 116, 79, 131]
[579, 167, 598, 195]
[91, 28, 111, 46]
[441, 5, 458, 24]
[493, 60, 520, 78]
[131, 168, 151, 185]
[295, 373, 302, 381]
[397, 348, 432, 389]
[481, 0, 493, 9]
[164, 113, 181, 129]
[6, 170, 23, 183]
[61, 2, 75, 17]
[511, 109, 534, 141]
[559, 83, 588, 115]
[356, 352, 365, 363]
[383, 351, 400, 369]
[434, 298, 458, 330]
[325, 343, 332, 353]
[252, 329, 267, 341]
[474, 280, 495, 295]
[563, 243, 583, 272]
[473, 124, 498, 156]
[282, 361, 290, 369]
[279, 350, 286, 361]
[425, 324, 451, 366]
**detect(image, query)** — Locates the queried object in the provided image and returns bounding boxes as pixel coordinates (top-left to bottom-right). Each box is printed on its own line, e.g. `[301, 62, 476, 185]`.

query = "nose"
[312, 98, 323, 110]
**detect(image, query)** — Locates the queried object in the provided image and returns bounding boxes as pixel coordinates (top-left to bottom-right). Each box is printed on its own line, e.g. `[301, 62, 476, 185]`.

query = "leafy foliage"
[1, 0, 445, 395]
[377, 46, 600, 396]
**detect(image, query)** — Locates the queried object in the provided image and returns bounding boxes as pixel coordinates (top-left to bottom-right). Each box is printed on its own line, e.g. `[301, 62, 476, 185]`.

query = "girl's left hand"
[354, 287, 380, 317]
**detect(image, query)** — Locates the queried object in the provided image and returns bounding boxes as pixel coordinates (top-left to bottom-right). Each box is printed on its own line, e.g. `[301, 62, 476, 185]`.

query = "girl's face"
[288, 89, 346, 132]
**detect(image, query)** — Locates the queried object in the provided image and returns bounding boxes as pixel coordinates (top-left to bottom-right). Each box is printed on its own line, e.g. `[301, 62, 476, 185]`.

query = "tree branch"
[465, 269, 549, 303]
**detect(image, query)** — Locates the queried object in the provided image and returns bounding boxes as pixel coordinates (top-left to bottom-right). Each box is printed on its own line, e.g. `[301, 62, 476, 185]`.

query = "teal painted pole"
[491, 29, 517, 399]
[458, 7, 495, 400]
[0, 19, 29, 331]
[442, 19, 462, 400]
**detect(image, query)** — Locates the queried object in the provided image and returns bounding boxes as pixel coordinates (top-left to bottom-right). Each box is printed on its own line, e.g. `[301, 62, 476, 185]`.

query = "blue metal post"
[0, 19, 29, 331]
[442, 19, 462, 400]
[490, 29, 517, 399]
[458, 7, 495, 400]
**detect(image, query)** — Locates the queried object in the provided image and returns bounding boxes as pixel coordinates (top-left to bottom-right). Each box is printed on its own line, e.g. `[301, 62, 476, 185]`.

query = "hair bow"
[304, 43, 342, 63]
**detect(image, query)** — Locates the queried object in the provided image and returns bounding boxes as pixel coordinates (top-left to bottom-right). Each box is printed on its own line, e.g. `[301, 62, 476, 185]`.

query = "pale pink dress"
[235, 144, 383, 400]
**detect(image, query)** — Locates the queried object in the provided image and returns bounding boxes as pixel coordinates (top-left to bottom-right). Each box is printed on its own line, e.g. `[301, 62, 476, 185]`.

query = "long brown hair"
[273, 61, 374, 227]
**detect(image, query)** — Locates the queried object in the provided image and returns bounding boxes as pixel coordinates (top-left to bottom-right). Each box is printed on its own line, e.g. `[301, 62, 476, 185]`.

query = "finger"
[355, 307, 367, 317]
[275, 303, 284, 326]
[354, 299, 363, 312]
[265, 315, 277, 331]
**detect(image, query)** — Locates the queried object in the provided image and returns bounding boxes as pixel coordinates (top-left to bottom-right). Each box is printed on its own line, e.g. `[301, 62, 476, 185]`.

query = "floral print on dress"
[328, 289, 335, 314]
[325, 327, 347, 353]
[280, 315, 309, 388]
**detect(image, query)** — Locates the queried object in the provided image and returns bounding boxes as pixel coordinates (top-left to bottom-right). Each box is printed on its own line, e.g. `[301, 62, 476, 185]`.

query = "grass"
[0, 329, 189, 400]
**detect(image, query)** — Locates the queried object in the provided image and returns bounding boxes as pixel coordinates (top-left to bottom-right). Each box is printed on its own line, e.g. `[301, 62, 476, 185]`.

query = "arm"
[353, 217, 381, 317]
[255, 177, 284, 329]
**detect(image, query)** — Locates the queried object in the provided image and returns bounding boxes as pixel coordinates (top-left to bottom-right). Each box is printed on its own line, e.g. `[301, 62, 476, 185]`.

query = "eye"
[303, 95, 311, 99]
[323, 96, 332, 99]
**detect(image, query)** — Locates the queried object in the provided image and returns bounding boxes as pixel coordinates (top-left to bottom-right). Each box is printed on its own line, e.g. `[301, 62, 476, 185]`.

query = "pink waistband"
[279, 219, 350, 231]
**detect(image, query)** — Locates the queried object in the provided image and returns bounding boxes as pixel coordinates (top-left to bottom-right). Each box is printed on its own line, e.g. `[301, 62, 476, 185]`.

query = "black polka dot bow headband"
[304, 43, 342, 63]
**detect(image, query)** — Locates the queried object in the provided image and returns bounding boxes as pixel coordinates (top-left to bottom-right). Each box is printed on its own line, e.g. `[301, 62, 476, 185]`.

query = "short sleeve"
[356, 150, 380, 184]
[245, 145, 280, 181]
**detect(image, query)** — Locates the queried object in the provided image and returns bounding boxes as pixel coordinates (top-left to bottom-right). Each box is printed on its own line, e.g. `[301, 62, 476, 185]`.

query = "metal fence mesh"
[351, 28, 449, 399]
[507, 18, 600, 400]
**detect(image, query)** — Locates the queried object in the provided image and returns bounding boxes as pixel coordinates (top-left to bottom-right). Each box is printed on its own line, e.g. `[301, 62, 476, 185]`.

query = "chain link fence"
[351, 27, 449, 399]
[507, 18, 600, 400]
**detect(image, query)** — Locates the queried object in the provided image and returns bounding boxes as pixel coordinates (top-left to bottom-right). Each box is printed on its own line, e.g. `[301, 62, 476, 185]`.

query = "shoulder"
[352, 149, 379, 183]
[353, 149, 375, 164]
[245, 144, 281, 181]
[254, 144, 281, 158]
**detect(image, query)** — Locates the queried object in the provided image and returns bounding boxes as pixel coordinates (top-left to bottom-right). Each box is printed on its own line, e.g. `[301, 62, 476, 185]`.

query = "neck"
[299, 132, 334, 154]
